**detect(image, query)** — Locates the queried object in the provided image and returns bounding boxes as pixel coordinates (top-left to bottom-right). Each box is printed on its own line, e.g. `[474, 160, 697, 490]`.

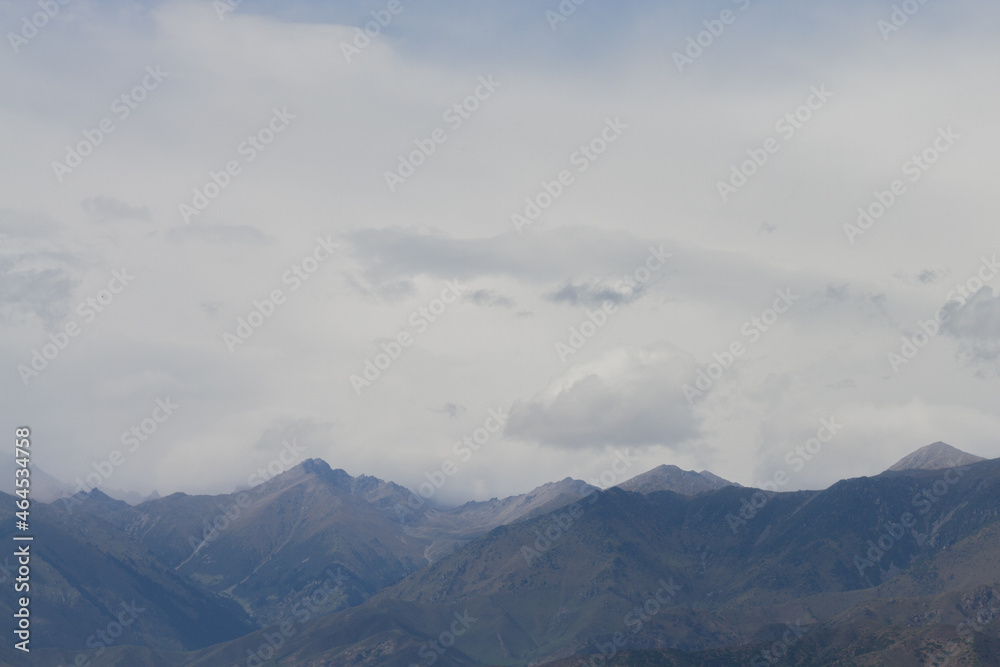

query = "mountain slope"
[616, 464, 737, 495]
[89, 459, 430, 626]
[192, 458, 1000, 665]
[407, 477, 597, 561]
[887, 441, 986, 472]
[0, 492, 253, 652]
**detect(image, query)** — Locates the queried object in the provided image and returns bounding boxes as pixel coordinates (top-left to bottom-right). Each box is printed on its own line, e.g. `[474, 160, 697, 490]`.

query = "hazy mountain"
[887, 441, 986, 472]
[406, 477, 598, 561]
[85, 458, 431, 626]
[0, 461, 72, 503]
[101, 486, 162, 505]
[192, 457, 1000, 665]
[68, 459, 595, 626]
[0, 491, 252, 654]
[14, 452, 1000, 666]
[616, 464, 738, 495]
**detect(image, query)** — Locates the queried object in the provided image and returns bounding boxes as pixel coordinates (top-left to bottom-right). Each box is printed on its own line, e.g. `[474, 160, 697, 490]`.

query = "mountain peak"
[887, 442, 986, 472]
[616, 464, 737, 495]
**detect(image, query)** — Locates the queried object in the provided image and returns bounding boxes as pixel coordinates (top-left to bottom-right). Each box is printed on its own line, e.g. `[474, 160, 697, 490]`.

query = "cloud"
[0, 259, 77, 328]
[545, 280, 637, 307]
[250, 416, 331, 448]
[343, 226, 670, 288]
[434, 403, 467, 418]
[0, 209, 60, 238]
[166, 223, 276, 245]
[942, 288, 1000, 375]
[506, 346, 701, 451]
[464, 289, 514, 308]
[82, 196, 151, 223]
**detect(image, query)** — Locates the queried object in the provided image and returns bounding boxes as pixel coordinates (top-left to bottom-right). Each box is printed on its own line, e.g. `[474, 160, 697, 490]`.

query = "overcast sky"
[2, 0, 999, 504]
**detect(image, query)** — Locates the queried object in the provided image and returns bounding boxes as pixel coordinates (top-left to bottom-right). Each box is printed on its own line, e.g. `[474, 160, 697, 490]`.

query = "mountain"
[886, 441, 986, 472]
[0, 491, 253, 653]
[86, 458, 431, 626]
[407, 477, 597, 561]
[12, 450, 1000, 666]
[616, 464, 737, 495]
[101, 486, 162, 505]
[0, 461, 73, 503]
[190, 457, 1000, 666]
[69, 459, 596, 626]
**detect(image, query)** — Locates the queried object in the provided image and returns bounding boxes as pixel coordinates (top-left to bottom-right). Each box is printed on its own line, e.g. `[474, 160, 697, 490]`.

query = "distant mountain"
[0, 491, 253, 653]
[616, 464, 738, 495]
[87, 458, 430, 626]
[887, 441, 986, 472]
[68, 459, 596, 626]
[101, 485, 161, 505]
[193, 457, 1000, 666]
[409, 477, 597, 561]
[17, 450, 1000, 666]
[0, 461, 72, 503]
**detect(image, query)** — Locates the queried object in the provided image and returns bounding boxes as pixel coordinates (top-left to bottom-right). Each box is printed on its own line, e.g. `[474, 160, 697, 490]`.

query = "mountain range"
[2, 441, 997, 666]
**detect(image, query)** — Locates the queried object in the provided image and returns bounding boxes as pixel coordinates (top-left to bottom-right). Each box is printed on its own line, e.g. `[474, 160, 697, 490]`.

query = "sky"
[1, 0, 999, 505]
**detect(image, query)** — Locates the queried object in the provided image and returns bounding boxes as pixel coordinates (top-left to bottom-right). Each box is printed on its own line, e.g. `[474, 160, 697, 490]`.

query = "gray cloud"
[166, 223, 275, 245]
[344, 226, 669, 288]
[942, 288, 1000, 375]
[0, 259, 77, 328]
[546, 281, 635, 307]
[434, 403, 467, 418]
[464, 289, 514, 308]
[506, 347, 701, 451]
[0, 209, 60, 239]
[82, 196, 151, 223]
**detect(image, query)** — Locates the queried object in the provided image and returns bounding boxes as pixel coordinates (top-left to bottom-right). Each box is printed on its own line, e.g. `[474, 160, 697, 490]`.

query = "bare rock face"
[887, 442, 986, 472]
[616, 464, 738, 495]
